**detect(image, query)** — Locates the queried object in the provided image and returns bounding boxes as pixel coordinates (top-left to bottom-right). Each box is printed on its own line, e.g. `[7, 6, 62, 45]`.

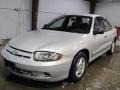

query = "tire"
[107, 40, 115, 55]
[68, 52, 88, 82]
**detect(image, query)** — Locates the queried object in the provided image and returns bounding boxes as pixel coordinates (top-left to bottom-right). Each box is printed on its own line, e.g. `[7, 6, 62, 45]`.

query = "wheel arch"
[73, 49, 89, 63]
[68, 49, 89, 81]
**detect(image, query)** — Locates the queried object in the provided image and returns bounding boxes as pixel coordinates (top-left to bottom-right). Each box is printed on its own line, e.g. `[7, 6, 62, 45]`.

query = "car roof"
[64, 13, 102, 18]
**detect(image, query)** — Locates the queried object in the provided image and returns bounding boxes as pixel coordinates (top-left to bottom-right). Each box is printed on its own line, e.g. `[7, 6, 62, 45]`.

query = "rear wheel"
[107, 41, 115, 55]
[69, 52, 88, 82]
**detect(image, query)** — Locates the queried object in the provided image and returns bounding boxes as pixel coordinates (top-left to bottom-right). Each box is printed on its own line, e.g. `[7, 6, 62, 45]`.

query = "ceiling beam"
[90, 0, 96, 14]
[32, 0, 39, 30]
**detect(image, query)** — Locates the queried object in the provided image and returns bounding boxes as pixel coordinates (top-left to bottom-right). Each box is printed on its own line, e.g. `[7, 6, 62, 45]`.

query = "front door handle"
[105, 36, 107, 38]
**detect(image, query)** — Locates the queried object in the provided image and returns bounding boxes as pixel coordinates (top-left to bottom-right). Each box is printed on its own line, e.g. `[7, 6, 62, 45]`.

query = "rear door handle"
[113, 32, 116, 35]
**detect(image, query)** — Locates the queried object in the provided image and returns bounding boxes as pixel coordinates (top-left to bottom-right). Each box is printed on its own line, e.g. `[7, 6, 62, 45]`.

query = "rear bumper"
[1, 48, 72, 82]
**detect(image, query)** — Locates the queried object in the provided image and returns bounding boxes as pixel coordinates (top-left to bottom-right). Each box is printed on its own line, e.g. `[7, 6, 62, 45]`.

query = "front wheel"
[107, 41, 115, 55]
[68, 52, 88, 82]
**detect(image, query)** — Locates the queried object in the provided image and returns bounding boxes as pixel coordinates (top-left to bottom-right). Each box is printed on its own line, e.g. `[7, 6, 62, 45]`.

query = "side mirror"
[42, 24, 48, 29]
[93, 29, 104, 35]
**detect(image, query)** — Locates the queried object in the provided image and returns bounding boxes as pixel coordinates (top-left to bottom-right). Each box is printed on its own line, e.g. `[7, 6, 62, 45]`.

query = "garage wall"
[37, 0, 90, 28]
[0, 0, 90, 39]
[0, 0, 32, 39]
[95, 2, 120, 26]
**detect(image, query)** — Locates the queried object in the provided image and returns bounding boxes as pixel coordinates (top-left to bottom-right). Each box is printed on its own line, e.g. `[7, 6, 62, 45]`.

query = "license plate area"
[4, 59, 16, 70]
[4, 59, 35, 76]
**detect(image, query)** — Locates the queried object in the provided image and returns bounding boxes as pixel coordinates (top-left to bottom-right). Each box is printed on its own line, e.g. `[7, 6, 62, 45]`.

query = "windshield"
[43, 15, 92, 34]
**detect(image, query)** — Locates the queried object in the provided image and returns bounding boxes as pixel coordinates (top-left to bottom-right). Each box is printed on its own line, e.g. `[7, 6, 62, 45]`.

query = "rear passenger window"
[94, 17, 105, 31]
[106, 19, 113, 30]
[102, 19, 111, 32]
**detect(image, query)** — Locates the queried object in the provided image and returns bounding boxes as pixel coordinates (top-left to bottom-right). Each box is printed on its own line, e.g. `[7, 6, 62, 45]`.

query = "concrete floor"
[0, 41, 120, 90]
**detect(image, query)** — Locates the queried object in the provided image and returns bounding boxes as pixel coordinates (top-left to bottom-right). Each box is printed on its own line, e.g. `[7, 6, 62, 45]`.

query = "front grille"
[4, 59, 34, 76]
[4, 59, 51, 78]
[6, 46, 32, 59]
[7, 49, 31, 59]
[9, 46, 32, 54]
[4, 59, 15, 68]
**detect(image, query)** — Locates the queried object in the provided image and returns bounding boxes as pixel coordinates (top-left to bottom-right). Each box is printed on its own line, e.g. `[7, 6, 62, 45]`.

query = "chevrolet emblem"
[13, 50, 18, 54]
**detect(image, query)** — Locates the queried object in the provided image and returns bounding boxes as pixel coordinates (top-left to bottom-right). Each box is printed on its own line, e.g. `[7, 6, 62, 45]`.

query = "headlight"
[34, 51, 62, 61]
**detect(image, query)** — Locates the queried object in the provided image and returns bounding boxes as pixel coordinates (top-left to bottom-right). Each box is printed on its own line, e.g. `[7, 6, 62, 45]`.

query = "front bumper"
[1, 47, 72, 82]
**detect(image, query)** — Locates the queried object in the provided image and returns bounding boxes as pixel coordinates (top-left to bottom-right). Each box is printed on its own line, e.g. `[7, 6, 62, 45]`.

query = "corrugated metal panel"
[38, 0, 90, 28]
[0, 0, 32, 39]
[96, 2, 120, 26]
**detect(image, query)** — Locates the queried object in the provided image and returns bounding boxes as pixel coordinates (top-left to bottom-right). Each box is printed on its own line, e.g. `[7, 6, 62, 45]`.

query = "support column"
[32, 0, 39, 30]
[90, 0, 96, 14]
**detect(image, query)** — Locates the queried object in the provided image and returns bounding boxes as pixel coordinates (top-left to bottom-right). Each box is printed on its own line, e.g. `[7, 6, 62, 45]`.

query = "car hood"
[9, 29, 85, 52]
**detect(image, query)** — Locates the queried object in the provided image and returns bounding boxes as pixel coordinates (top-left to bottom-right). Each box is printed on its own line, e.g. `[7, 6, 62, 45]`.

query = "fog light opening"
[43, 72, 51, 77]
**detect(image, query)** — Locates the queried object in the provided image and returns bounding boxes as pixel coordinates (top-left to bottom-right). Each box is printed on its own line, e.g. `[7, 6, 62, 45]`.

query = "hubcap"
[75, 57, 86, 78]
[111, 42, 115, 53]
